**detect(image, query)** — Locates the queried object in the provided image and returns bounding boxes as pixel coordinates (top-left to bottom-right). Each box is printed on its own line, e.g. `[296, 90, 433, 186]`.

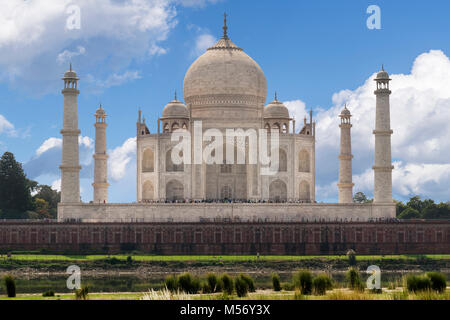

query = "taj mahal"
[58, 17, 396, 223]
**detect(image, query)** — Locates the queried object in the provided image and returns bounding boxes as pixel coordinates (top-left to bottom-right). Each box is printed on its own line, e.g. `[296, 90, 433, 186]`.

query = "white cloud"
[0, 114, 16, 136]
[57, 46, 86, 64]
[192, 33, 216, 57]
[51, 179, 61, 192]
[25, 136, 94, 179]
[176, 0, 222, 7]
[108, 137, 137, 182]
[285, 100, 309, 128]
[36, 137, 62, 156]
[288, 50, 450, 202]
[0, 0, 218, 94]
[149, 44, 168, 56]
[86, 71, 142, 89]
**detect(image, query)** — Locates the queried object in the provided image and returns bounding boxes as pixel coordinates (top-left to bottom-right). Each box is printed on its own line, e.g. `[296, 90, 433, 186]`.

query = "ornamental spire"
[223, 13, 229, 40]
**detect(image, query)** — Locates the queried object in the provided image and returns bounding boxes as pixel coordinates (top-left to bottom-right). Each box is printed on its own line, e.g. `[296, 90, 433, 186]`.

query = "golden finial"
[223, 13, 229, 39]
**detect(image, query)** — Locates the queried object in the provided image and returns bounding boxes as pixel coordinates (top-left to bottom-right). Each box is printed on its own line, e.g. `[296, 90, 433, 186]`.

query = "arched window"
[163, 123, 170, 133]
[166, 149, 184, 172]
[298, 149, 310, 172]
[269, 180, 287, 202]
[279, 148, 287, 172]
[272, 123, 280, 133]
[264, 123, 270, 131]
[221, 186, 233, 200]
[142, 148, 154, 172]
[182, 123, 188, 130]
[282, 123, 288, 134]
[142, 180, 154, 201]
[166, 180, 184, 201]
[172, 122, 179, 131]
[299, 180, 310, 201]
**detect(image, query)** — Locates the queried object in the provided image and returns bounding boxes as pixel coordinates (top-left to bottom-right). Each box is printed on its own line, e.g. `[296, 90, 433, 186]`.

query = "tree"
[0, 152, 34, 215]
[422, 203, 450, 220]
[33, 198, 51, 219]
[406, 196, 434, 214]
[398, 207, 421, 219]
[33, 185, 60, 218]
[353, 192, 372, 203]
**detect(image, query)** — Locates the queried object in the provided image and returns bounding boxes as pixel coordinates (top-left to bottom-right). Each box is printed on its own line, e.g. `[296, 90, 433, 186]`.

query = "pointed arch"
[269, 179, 287, 202]
[142, 148, 154, 172]
[166, 180, 184, 201]
[142, 180, 154, 201]
[298, 149, 310, 172]
[279, 148, 287, 172]
[299, 180, 310, 201]
[163, 123, 170, 133]
[221, 185, 233, 200]
[166, 149, 184, 172]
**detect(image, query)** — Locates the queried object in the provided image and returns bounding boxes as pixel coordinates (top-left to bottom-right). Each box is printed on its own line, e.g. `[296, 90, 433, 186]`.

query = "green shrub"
[293, 270, 313, 295]
[177, 273, 201, 294]
[164, 275, 178, 292]
[42, 290, 55, 297]
[3, 275, 16, 298]
[406, 274, 432, 293]
[346, 267, 364, 291]
[272, 273, 282, 292]
[426, 272, 447, 293]
[313, 274, 333, 295]
[282, 282, 294, 291]
[235, 275, 249, 297]
[206, 273, 222, 293]
[240, 274, 255, 292]
[126, 256, 133, 265]
[75, 286, 89, 300]
[346, 249, 357, 266]
[221, 274, 234, 295]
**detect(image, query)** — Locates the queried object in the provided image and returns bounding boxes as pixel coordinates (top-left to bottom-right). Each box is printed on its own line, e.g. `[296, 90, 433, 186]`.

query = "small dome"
[162, 99, 189, 119]
[340, 105, 351, 116]
[376, 66, 390, 80]
[96, 105, 106, 116]
[264, 99, 290, 119]
[63, 64, 78, 79]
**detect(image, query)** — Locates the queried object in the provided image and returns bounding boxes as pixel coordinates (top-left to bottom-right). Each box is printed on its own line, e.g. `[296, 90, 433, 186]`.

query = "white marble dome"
[264, 99, 290, 119]
[162, 99, 189, 119]
[183, 37, 267, 108]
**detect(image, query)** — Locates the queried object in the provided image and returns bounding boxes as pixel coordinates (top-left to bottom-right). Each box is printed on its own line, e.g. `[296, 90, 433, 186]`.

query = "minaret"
[60, 64, 81, 203]
[92, 105, 109, 203]
[338, 105, 354, 203]
[373, 66, 394, 203]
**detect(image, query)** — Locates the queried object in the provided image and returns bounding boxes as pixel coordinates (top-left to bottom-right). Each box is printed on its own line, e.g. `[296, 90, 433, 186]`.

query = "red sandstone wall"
[0, 221, 448, 255]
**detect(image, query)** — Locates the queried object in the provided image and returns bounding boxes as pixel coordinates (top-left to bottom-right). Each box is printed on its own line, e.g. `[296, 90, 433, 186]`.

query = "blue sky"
[0, 0, 449, 203]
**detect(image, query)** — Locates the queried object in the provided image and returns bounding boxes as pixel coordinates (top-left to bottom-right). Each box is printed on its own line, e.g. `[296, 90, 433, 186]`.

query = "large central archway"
[166, 180, 184, 201]
[206, 143, 247, 200]
[269, 180, 287, 202]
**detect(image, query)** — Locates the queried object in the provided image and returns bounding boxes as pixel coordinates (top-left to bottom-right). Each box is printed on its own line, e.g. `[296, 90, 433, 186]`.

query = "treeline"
[0, 152, 59, 220]
[353, 192, 450, 220]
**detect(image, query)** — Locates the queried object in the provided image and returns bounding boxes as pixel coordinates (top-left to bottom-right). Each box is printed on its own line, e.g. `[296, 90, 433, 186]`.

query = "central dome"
[183, 33, 267, 110]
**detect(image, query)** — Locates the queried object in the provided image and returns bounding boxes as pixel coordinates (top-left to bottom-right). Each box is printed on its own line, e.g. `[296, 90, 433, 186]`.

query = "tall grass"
[272, 274, 281, 292]
[346, 268, 364, 291]
[221, 274, 234, 295]
[141, 288, 191, 300]
[3, 274, 16, 298]
[313, 274, 333, 295]
[293, 270, 313, 295]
